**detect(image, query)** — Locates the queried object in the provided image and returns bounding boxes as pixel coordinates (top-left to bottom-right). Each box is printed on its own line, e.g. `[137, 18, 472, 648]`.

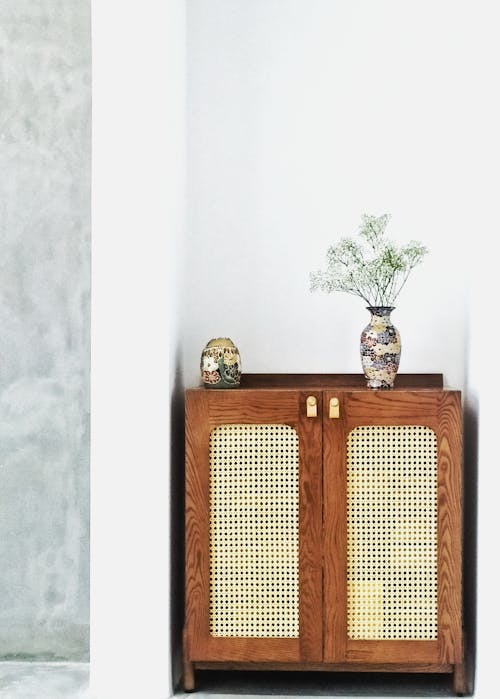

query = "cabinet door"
[323, 390, 462, 667]
[185, 389, 323, 663]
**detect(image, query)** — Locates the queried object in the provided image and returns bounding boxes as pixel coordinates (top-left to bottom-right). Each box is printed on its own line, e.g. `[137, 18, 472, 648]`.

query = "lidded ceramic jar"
[200, 337, 241, 388]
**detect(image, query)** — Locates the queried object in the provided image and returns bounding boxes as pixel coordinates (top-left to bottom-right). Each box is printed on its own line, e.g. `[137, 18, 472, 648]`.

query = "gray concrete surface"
[0, 1, 90, 660]
[0, 663, 89, 699]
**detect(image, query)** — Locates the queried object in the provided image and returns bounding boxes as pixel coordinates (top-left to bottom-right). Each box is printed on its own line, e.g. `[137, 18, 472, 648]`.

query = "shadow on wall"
[463, 397, 478, 696]
[170, 350, 186, 691]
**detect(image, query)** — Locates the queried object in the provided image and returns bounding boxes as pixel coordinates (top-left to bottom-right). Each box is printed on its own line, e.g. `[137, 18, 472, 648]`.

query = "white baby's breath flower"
[310, 214, 428, 307]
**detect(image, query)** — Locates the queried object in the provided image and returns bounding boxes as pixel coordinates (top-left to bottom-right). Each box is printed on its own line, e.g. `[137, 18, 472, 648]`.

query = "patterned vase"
[200, 337, 241, 388]
[360, 306, 401, 389]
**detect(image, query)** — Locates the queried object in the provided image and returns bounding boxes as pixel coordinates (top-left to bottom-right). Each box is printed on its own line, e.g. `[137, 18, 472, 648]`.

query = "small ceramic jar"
[200, 338, 241, 388]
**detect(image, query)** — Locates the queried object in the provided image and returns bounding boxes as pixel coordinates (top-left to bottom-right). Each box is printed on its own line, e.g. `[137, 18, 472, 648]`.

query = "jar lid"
[205, 337, 237, 349]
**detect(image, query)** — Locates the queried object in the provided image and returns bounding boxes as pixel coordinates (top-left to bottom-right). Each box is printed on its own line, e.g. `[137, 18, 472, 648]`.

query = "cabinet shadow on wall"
[462, 399, 478, 696]
[171, 351, 187, 689]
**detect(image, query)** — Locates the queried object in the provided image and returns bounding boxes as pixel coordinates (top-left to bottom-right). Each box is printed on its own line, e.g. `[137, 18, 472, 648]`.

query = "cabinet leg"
[453, 662, 467, 696]
[183, 657, 195, 692]
[183, 626, 195, 691]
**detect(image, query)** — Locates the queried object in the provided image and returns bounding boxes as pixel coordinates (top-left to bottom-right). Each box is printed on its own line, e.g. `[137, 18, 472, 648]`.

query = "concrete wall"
[0, 0, 90, 660]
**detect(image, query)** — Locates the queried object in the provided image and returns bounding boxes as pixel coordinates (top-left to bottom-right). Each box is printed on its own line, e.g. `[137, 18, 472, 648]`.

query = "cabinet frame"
[183, 374, 465, 694]
[184, 388, 323, 664]
[323, 389, 463, 667]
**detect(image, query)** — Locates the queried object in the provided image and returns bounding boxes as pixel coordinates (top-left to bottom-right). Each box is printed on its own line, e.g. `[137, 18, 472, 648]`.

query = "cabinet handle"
[306, 395, 317, 418]
[329, 397, 340, 418]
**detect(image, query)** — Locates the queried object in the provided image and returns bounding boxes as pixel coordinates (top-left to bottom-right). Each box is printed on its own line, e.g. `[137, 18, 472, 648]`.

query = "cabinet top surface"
[188, 373, 454, 392]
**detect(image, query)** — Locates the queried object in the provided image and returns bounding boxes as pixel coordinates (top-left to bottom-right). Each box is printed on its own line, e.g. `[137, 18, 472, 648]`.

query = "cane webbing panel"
[209, 424, 300, 638]
[346, 425, 438, 640]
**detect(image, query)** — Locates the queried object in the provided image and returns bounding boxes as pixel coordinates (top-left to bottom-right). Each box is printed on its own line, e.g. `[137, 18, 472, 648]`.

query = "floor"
[0, 664, 461, 699]
[0, 663, 89, 699]
[175, 670, 459, 698]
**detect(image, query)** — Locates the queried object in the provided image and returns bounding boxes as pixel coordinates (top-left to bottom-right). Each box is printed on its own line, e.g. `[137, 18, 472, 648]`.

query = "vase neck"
[367, 306, 395, 318]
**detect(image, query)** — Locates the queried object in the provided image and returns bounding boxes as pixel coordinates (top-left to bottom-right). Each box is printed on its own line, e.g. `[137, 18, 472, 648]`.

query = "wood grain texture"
[453, 662, 467, 695]
[184, 388, 323, 663]
[194, 660, 453, 673]
[298, 392, 323, 661]
[323, 388, 462, 668]
[437, 391, 463, 665]
[323, 391, 347, 662]
[184, 378, 463, 680]
[184, 392, 211, 657]
[238, 374, 444, 389]
[183, 627, 195, 691]
[198, 388, 300, 424]
[343, 390, 441, 423]
[192, 374, 444, 390]
[346, 640, 439, 663]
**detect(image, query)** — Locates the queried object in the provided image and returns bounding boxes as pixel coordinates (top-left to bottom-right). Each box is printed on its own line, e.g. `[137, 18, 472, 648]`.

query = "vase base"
[366, 379, 394, 389]
[204, 381, 241, 389]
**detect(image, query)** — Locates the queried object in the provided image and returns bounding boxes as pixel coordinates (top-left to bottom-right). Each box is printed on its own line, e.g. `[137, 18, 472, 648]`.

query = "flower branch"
[310, 214, 428, 307]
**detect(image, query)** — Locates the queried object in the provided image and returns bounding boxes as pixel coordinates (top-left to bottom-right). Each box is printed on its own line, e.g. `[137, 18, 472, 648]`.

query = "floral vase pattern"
[201, 337, 241, 388]
[360, 307, 401, 389]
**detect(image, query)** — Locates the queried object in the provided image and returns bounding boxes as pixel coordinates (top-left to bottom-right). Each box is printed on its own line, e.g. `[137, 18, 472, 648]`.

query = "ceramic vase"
[200, 337, 241, 388]
[360, 306, 401, 389]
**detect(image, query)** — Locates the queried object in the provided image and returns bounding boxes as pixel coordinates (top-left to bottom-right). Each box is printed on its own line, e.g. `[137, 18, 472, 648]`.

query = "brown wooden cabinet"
[184, 375, 465, 694]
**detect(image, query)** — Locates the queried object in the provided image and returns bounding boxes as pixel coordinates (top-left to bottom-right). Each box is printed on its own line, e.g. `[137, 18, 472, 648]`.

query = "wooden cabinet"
[184, 375, 465, 694]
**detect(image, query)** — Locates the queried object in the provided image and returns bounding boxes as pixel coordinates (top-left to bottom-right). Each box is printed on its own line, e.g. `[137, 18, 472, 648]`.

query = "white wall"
[184, 0, 478, 391]
[91, 1, 185, 697]
[465, 19, 500, 686]
[185, 2, 500, 696]
[89, 1, 498, 697]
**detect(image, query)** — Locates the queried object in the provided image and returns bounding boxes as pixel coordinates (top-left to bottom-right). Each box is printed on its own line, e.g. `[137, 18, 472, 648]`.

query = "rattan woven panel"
[346, 425, 438, 641]
[209, 424, 300, 638]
